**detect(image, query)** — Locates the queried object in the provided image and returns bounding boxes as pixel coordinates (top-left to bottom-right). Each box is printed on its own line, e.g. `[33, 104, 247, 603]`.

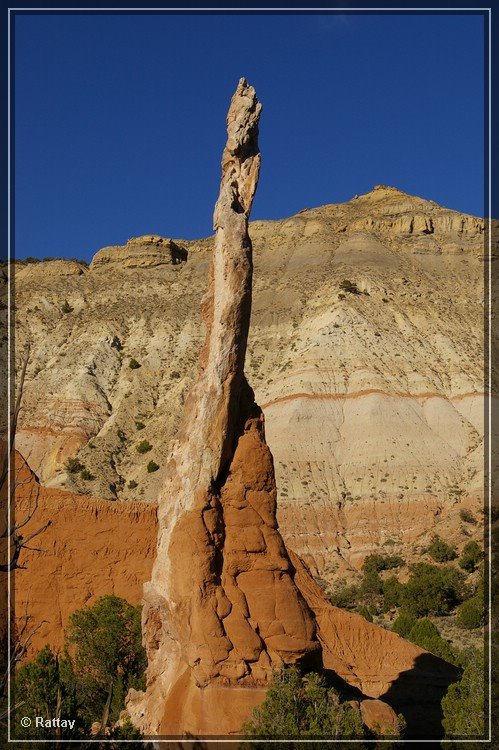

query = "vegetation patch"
[13, 596, 147, 741]
[65, 458, 84, 473]
[428, 535, 457, 562]
[339, 279, 362, 295]
[242, 666, 370, 741]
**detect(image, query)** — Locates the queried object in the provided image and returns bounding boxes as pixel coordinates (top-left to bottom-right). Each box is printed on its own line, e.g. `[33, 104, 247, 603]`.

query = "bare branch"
[0, 342, 52, 573]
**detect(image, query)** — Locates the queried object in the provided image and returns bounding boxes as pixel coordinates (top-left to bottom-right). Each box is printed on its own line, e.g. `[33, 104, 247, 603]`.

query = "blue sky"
[14, 11, 485, 262]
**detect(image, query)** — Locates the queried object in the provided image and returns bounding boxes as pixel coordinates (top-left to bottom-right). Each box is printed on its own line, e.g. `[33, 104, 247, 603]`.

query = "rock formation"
[13, 450, 460, 738]
[121, 80, 460, 739]
[8, 186, 486, 585]
[128, 78, 321, 736]
[90, 235, 187, 269]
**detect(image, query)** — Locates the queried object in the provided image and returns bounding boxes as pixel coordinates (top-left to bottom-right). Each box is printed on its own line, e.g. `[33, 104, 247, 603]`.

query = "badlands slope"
[8, 185, 486, 584]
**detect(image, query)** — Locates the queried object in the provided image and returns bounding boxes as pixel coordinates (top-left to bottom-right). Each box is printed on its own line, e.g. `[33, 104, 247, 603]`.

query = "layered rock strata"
[9, 185, 486, 584]
[129, 79, 321, 735]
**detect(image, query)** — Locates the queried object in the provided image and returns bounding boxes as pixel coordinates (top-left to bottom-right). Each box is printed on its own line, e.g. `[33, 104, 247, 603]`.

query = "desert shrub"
[135, 421, 145, 431]
[136, 440, 152, 454]
[329, 584, 359, 609]
[117, 429, 126, 442]
[428, 535, 457, 562]
[458, 541, 483, 572]
[391, 609, 417, 638]
[459, 508, 476, 524]
[357, 606, 373, 622]
[339, 279, 361, 295]
[170, 371, 181, 379]
[129, 358, 141, 369]
[80, 469, 94, 481]
[23, 256, 41, 264]
[401, 563, 467, 616]
[360, 570, 383, 597]
[363, 553, 404, 574]
[407, 619, 455, 663]
[456, 596, 484, 630]
[65, 457, 84, 473]
[241, 666, 365, 743]
[61, 300, 73, 314]
[147, 461, 159, 473]
[381, 576, 404, 611]
[442, 647, 485, 738]
[128, 480, 138, 490]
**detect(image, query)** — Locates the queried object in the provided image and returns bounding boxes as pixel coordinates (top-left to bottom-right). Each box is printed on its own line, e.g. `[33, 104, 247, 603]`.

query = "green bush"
[136, 440, 152, 454]
[458, 540, 483, 572]
[80, 469, 94, 481]
[459, 508, 476, 524]
[241, 666, 366, 742]
[456, 596, 484, 630]
[401, 563, 467, 616]
[360, 570, 383, 597]
[170, 371, 181, 379]
[67, 595, 146, 729]
[357, 606, 373, 622]
[129, 358, 141, 369]
[13, 646, 82, 739]
[65, 457, 84, 473]
[406, 618, 455, 663]
[13, 597, 147, 741]
[381, 576, 404, 611]
[128, 480, 138, 490]
[442, 647, 485, 738]
[146, 461, 160, 473]
[329, 584, 359, 609]
[391, 609, 417, 638]
[428, 535, 457, 562]
[135, 421, 145, 431]
[363, 553, 404, 574]
[61, 300, 73, 314]
[339, 279, 361, 295]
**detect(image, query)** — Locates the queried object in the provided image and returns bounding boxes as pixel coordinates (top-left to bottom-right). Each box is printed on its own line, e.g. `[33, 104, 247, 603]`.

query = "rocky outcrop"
[90, 235, 187, 270]
[16, 259, 87, 280]
[129, 78, 321, 736]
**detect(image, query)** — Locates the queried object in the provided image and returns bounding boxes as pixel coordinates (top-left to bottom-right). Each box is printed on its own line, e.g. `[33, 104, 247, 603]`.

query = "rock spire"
[129, 78, 320, 735]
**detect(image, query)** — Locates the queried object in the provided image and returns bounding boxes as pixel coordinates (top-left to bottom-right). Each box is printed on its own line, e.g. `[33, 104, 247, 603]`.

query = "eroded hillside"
[7, 185, 487, 583]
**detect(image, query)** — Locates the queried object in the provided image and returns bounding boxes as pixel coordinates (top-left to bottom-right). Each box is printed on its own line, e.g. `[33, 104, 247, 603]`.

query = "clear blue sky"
[14, 11, 485, 262]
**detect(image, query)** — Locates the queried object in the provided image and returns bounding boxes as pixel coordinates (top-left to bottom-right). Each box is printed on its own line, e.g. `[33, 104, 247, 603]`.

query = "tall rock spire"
[129, 78, 321, 736]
